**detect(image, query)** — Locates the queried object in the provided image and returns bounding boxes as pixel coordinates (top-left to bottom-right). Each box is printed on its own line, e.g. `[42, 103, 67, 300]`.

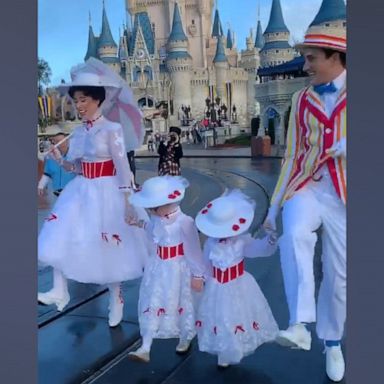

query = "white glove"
[38, 174, 50, 196]
[326, 137, 346, 158]
[263, 204, 280, 233]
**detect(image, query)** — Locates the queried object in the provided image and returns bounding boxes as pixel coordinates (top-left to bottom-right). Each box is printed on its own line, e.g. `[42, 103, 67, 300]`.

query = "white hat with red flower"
[195, 189, 255, 238]
[129, 175, 189, 208]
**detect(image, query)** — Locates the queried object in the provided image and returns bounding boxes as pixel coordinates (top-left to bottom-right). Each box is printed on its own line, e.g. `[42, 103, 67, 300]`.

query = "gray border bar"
[0, 0, 37, 382]
[348, 0, 384, 383]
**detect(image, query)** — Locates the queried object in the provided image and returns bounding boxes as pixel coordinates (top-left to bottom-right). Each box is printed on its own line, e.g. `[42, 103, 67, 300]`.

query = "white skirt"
[38, 175, 151, 284]
[137, 253, 196, 341]
[196, 271, 279, 364]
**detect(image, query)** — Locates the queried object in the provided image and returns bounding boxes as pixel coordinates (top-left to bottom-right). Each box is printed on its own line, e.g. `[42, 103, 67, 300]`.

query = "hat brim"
[56, 82, 119, 94]
[129, 190, 185, 208]
[295, 41, 346, 53]
[195, 211, 253, 238]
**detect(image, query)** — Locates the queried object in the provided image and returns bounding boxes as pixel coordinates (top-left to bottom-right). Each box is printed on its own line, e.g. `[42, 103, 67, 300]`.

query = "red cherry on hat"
[239, 218, 246, 224]
[201, 209, 208, 214]
[232, 224, 240, 231]
[174, 190, 181, 196]
[207, 203, 213, 208]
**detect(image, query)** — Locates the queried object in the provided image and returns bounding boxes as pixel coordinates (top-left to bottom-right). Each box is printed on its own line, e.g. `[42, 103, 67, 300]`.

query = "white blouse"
[67, 116, 134, 190]
[204, 233, 277, 271]
[146, 208, 209, 277]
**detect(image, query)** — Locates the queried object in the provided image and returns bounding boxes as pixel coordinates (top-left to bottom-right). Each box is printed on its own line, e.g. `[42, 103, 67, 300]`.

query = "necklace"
[83, 115, 102, 129]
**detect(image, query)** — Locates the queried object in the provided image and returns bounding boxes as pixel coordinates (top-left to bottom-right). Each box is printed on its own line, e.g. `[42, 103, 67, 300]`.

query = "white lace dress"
[137, 208, 207, 341]
[38, 116, 151, 284]
[196, 233, 279, 364]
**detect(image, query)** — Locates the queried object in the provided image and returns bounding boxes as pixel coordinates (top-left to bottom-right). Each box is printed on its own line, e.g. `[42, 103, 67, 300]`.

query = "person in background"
[158, 126, 183, 176]
[38, 126, 76, 198]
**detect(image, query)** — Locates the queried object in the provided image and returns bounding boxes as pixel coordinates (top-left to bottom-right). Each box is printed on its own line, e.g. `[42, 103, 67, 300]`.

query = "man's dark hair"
[68, 86, 106, 107]
[322, 48, 346, 68]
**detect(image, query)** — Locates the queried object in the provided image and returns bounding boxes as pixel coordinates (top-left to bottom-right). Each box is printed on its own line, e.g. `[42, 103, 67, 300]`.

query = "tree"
[38, 58, 52, 95]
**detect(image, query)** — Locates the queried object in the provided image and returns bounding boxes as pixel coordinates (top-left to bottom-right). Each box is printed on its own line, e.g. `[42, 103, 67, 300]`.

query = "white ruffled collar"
[207, 235, 246, 270]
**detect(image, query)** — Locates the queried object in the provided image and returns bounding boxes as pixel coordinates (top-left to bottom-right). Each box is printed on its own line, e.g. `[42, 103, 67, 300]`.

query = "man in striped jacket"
[263, 7, 347, 383]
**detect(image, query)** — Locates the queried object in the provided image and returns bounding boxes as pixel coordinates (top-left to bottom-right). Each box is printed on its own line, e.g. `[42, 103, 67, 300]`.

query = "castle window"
[343, 22, 346, 27]
[192, 19, 195, 25]
[325, 23, 330, 27]
[276, 50, 279, 53]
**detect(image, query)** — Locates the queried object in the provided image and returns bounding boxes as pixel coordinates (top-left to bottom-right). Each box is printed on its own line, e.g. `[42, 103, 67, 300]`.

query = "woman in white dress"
[38, 59, 150, 327]
[127, 176, 208, 363]
[194, 190, 279, 367]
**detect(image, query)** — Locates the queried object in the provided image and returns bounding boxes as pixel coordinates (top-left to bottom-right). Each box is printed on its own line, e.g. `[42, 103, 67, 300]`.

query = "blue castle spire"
[310, 0, 346, 26]
[168, 2, 188, 42]
[264, 0, 289, 34]
[98, 2, 117, 47]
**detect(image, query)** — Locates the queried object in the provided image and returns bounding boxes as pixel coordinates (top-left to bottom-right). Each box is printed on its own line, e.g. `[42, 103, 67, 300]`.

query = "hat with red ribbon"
[129, 176, 189, 208]
[195, 189, 255, 238]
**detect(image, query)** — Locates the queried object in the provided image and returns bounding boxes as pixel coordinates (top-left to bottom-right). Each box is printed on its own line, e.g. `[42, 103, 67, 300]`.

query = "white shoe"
[325, 345, 345, 382]
[38, 290, 70, 312]
[108, 300, 124, 327]
[217, 355, 230, 369]
[128, 347, 150, 363]
[176, 339, 192, 354]
[275, 323, 312, 351]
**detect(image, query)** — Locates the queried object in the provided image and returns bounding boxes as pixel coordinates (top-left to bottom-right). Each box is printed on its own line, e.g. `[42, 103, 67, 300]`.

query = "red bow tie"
[83, 115, 102, 129]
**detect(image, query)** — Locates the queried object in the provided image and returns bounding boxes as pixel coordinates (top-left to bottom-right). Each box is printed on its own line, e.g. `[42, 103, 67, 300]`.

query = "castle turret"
[97, 1, 119, 69]
[260, 0, 294, 67]
[84, 13, 98, 61]
[211, 9, 224, 37]
[213, 35, 228, 100]
[166, 2, 192, 123]
[255, 20, 264, 49]
[310, 0, 346, 27]
[226, 28, 233, 49]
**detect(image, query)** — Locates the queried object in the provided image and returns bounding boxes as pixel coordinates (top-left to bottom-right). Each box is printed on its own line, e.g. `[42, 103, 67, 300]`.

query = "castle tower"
[84, 13, 98, 61]
[255, 21, 264, 49]
[97, 1, 120, 71]
[226, 28, 233, 49]
[260, 0, 294, 67]
[309, 0, 346, 28]
[166, 2, 192, 123]
[246, 29, 254, 51]
[211, 8, 224, 37]
[213, 35, 228, 101]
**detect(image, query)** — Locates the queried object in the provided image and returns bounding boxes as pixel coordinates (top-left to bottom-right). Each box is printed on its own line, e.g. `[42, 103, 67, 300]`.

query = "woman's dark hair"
[322, 48, 346, 68]
[68, 86, 106, 107]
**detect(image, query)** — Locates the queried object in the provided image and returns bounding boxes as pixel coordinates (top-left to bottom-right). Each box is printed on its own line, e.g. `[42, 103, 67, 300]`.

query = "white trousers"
[279, 168, 346, 340]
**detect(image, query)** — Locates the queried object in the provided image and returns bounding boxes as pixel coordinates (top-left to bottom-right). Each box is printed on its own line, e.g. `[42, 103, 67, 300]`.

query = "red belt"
[213, 260, 244, 284]
[157, 243, 184, 260]
[81, 160, 116, 179]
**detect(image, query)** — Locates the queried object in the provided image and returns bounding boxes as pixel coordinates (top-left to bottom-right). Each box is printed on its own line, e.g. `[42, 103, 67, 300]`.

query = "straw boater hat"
[295, 0, 346, 53]
[129, 176, 189, 208]
[195, 190, 255, 238]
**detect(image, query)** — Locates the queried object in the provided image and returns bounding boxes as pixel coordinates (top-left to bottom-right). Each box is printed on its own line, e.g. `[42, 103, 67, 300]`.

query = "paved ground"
[38, 156, 345, 384]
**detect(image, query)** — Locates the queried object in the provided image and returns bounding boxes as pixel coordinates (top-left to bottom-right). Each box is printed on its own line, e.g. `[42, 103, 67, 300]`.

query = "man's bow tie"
[313, 82, 337, 96]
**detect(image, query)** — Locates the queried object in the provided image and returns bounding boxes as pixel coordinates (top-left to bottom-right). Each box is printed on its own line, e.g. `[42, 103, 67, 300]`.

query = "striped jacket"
[271, 85, 347, 207]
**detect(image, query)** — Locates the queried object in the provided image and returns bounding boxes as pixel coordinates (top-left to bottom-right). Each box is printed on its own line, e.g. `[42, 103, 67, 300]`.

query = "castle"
[49, 0, 345, 142]
[82, 0, 299, 129]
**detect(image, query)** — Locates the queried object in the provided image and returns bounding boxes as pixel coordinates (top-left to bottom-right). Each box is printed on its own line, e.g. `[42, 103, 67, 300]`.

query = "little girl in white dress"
[195, 189, 279, 368]
[127, 176, 208, 363]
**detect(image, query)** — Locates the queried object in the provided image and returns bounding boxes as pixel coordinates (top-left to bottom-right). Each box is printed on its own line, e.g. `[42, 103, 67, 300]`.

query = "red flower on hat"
[232, 224, 240, 231]
[239, 218, 246, 224]
[168, 194, 176, 199]
[207, 203, 213, 208]
[201, 209, 209, 214]
[174, 190, 181, 196]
